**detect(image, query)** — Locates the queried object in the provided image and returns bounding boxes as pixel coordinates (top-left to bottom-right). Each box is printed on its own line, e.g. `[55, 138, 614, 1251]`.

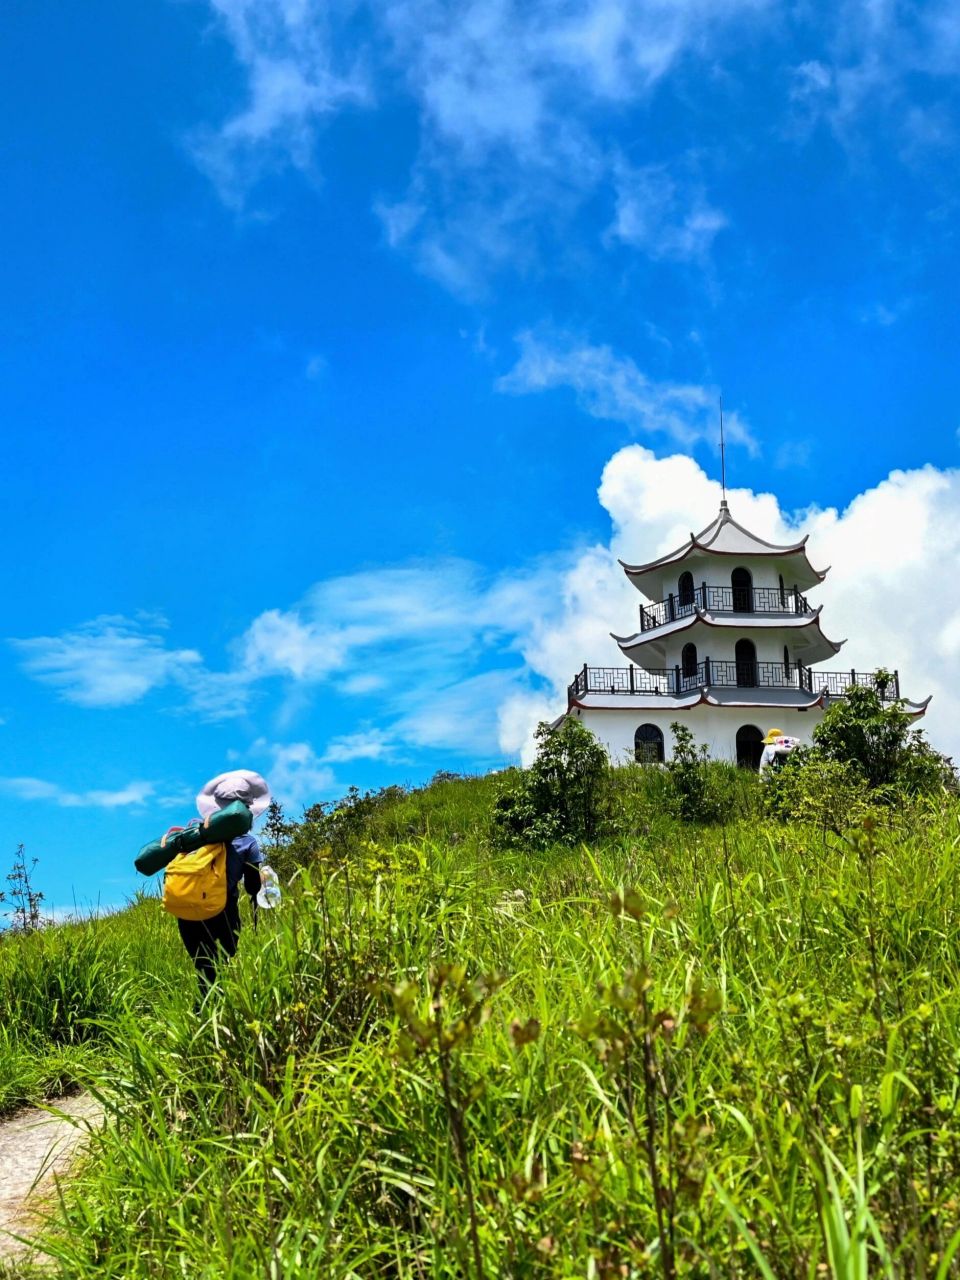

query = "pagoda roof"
[620, 501, 828, 591]
[568, 689, 930, 716]
[570, 687, 825, 712]
[612, 606, 845, 667]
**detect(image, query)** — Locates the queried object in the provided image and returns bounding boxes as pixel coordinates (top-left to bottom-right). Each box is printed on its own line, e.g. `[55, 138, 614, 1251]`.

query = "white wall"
[573, 703, 822, 765]
[639, 555, 819, 605]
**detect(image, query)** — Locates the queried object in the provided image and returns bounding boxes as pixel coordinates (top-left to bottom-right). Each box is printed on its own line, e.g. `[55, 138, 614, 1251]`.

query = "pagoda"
[565, 499, 930, 768]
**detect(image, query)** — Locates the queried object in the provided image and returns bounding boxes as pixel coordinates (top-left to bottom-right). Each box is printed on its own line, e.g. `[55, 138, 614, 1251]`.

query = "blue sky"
[2, 0, 960, 912]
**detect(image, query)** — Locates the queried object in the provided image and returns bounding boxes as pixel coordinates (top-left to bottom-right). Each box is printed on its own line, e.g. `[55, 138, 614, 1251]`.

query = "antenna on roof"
[719, 393, 727, 506]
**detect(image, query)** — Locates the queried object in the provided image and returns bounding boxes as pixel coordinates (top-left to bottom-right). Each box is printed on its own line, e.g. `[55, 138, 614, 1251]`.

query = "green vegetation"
[765, 685, 956, 829]
[492, 718, 609, 847]
[3, 745, 960, 1277]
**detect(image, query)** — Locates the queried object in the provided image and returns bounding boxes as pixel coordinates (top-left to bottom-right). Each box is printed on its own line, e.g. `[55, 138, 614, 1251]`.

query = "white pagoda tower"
[566, 499, 930, 767]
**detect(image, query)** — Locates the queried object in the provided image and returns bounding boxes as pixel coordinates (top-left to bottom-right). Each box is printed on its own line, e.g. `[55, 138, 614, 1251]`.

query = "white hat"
[197, 769, 272, 820]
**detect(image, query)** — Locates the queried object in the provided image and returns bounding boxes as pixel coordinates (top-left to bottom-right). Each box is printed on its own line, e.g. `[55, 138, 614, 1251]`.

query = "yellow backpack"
[163, 843, 228, 921]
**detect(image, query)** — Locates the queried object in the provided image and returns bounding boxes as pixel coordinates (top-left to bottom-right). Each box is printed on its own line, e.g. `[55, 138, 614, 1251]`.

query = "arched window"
[635, 724, 665, 764]
[678, 571, 695, 609]
[783, 644, 791, 681]
[736, 724, 764, 770]
[731, 567, 753, 613]
[735, 638, 758, 687]
[682, 642, 698, 685]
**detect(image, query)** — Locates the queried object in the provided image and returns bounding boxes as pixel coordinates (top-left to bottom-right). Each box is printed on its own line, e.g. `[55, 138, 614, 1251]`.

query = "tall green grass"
[5, 780, 960, 1277]
[0, 894, 188, 1112]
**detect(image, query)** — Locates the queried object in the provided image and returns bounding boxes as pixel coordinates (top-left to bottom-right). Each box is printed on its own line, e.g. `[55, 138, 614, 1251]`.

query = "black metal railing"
[568, 663, 901, 702]
[639, 582, 811, 632]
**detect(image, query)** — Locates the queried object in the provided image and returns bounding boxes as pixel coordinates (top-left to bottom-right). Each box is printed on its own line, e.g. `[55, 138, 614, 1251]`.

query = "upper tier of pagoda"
[620, 500, 828, 597]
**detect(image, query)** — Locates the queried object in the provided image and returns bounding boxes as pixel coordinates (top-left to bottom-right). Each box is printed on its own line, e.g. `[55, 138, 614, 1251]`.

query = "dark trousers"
[177, 897, 241, 992]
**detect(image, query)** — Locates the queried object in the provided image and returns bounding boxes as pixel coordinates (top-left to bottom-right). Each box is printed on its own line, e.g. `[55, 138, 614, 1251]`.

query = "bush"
[762, 682, 956, 829]
[492, 718, 608, 847]
[761, 749, 875, 831]
[660, 722, 760, 825]
[813, 681, 955, 795]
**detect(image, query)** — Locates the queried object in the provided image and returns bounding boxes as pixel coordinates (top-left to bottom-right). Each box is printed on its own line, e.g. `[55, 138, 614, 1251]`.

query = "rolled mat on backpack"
[135, 800, 253, 877]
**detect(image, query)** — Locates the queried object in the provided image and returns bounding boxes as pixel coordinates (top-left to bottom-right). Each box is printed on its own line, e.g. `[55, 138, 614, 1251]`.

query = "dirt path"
[0, 1094, 104, 1266]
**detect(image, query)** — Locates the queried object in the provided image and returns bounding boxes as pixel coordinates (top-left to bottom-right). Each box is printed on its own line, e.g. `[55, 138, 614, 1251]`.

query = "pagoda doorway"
[735, 638, 758, 687]
[736, 725, 764, 770]
[731, 566, 754, 612]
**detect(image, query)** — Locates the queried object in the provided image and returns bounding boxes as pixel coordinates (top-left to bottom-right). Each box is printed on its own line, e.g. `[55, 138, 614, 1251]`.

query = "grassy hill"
[3, 770, 960, 1277]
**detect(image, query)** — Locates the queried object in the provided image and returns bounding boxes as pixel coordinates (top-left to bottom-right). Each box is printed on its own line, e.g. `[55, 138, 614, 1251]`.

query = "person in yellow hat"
[759, 729, 799, 772]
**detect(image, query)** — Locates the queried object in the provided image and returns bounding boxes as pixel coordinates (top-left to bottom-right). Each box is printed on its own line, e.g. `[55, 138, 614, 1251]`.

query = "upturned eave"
[619, 502, 828, 595]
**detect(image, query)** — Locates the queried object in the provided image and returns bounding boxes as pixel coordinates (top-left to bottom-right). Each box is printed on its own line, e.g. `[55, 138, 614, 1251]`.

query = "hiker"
[176, 769, 270, 994]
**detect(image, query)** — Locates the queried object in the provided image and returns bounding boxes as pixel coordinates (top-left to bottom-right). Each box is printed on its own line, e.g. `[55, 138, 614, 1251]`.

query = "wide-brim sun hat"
[197, 769, 272, 820]
[762, 727, 786, 745]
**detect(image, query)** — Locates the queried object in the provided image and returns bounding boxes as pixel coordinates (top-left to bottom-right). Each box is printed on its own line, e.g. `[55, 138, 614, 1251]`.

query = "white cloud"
[238, 608, 375, 681]
[190, 0, 370, 207]
[608, 160, 728, 262]
[0, 777, 157, 808]
[10, 615, 202, 708]
[231, 560, 552, 760]
[497, 330, 755, 450]
[391, 668, 531, 757]
[196, 0, 766, 288]
[787, 3, 960, 151]
[258, 740, 337, 810]
[320, 728, 395, 762]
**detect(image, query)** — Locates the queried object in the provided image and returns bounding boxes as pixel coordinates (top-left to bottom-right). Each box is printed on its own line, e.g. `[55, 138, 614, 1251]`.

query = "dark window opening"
[635, 723, 665, 764]
[682, 642, 698, 683]
[779, 573, 786, 608]
[735, 638, 758, 687]
[678, 571, 695, 608]
[731, 567, 754, 613]
[783, 644, 791, 679]
[736, 725, 764, 770]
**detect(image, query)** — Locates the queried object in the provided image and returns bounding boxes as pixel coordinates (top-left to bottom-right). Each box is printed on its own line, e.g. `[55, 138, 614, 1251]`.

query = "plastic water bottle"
[256, 865, 282, 909]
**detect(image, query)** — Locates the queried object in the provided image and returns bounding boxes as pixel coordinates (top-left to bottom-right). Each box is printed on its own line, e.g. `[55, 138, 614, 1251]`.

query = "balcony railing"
[639, 583, 812, 633]
[568, 662, 901, 702]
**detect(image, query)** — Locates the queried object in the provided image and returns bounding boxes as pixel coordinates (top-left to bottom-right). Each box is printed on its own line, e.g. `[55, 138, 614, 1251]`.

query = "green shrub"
[761, 749, 875, 831]
[662, 722, 757, 824]
[491, 718, 608, 847]
[762, 683, 956, 828]
[813, 681, 955, 795]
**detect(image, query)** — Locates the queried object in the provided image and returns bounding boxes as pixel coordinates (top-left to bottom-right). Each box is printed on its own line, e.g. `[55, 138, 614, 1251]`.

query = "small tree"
[492, 718, 608, 848]
[263, 799, 291, 849]
[813, 681, 954, 796]
[0, 846, 45, 932]
[665, 722, 729, 824]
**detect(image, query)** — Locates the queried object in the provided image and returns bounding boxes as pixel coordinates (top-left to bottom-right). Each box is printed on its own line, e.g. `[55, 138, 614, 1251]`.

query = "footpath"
[0, 1094, 103, 1267]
